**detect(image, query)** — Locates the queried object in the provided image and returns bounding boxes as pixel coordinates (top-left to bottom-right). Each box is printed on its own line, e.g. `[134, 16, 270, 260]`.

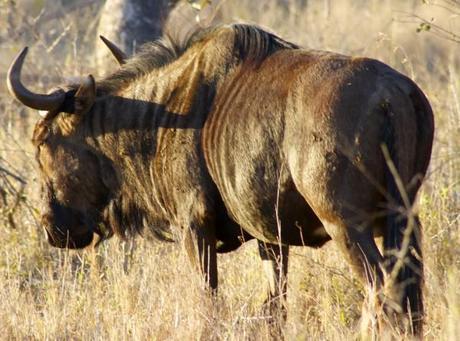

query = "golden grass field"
[0, 0, 459, 339]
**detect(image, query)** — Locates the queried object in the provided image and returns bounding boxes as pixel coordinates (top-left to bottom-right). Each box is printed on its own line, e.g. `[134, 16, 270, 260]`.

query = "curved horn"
[7, 47, 65, 111]
[100, 36, 127, 65]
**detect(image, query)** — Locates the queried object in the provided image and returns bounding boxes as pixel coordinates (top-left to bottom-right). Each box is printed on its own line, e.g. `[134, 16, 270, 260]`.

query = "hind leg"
[321, 219, 388, 328]
[323, 220, 384, 287]
[305, 200, 421, 335]
[383, 213, 424, 335]
[292, 161, 398, 333]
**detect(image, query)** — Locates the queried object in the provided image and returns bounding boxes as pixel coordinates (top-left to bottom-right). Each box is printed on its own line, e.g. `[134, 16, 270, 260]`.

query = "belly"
[212, 164, 331, 247]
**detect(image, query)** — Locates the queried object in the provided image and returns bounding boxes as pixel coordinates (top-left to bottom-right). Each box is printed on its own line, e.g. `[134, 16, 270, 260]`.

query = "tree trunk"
[96, 0, 180, 70]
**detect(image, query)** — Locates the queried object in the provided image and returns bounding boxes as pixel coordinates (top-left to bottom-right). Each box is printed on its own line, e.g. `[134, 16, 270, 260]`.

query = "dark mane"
[231, 24, 299, 63]
[97, 33, 194, 95]
[97, 24, 299, 95]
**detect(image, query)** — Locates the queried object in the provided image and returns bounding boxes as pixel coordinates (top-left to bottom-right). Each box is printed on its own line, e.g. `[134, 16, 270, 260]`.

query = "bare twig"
[0, 166, 26, 185]
[395, 10, 460, 44]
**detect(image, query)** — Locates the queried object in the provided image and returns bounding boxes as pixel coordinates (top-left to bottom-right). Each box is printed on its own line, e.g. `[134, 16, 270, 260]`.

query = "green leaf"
[416, 22, 431, 33]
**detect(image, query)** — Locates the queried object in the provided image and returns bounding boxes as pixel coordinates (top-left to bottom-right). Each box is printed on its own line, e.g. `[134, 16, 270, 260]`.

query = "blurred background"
[0, 0, 459, 339]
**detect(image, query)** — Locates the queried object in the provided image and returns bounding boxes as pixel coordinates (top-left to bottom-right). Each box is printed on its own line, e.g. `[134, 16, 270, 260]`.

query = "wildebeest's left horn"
[7, 47, 65, 111]
[100, 36, 127, 65]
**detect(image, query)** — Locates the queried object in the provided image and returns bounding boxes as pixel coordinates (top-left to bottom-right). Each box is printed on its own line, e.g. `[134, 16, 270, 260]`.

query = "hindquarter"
[284, 58, 422, 230]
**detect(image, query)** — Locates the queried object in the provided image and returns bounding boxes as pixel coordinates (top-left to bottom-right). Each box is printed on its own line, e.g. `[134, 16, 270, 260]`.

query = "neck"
[84, 39, 231, 239]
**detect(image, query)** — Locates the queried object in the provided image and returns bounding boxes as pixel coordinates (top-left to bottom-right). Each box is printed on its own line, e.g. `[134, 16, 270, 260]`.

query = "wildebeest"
[7, 23, 434, 335]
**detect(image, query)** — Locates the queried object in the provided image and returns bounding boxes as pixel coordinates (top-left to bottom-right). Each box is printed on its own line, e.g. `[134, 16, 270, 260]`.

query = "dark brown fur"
[24, 23, 433, 334]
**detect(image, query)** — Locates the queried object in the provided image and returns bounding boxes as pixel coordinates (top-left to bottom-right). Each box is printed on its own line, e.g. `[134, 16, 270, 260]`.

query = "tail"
[382, 85, 433, 334]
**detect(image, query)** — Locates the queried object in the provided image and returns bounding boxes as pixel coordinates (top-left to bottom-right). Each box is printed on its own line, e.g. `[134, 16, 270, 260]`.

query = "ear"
[32, 119, 51, 146]
[74, 75, 96, 115]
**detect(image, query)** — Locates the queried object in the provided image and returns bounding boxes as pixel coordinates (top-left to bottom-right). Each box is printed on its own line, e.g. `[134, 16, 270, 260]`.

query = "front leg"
[183, 223, 218, 291]
[258, 241, 289, 316]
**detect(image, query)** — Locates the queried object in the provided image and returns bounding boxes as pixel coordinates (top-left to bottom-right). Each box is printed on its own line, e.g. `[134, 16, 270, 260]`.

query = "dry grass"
[0, 0, 459, 339]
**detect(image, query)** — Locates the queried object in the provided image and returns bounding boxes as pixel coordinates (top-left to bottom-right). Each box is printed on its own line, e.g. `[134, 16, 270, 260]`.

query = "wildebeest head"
[7, 48, 116, 249]
[7, 29, 209, 247]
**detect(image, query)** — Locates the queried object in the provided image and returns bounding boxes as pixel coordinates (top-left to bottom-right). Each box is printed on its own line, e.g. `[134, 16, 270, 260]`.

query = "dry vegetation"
[0, 0, 459, 339]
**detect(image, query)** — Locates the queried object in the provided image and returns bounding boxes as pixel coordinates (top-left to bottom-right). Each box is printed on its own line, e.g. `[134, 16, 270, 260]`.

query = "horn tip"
[99, 36, 127, 65]
[6, 47, 29, 92]
[17, 47, 29, 60]
[13, 47, 29, 64]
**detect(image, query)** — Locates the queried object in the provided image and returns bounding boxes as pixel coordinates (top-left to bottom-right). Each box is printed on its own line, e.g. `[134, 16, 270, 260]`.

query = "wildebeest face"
[35, 133, 111, 249]
[6, 46, 115, 248]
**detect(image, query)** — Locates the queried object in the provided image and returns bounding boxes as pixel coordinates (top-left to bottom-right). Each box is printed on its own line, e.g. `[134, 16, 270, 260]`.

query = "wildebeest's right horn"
[100, 36, 127, 65]
[7, 47, 65, 112]
[6, 47, 65, 111]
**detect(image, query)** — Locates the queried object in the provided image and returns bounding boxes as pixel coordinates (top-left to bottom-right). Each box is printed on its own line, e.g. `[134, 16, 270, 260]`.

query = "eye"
[69, 174, 81, 183]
